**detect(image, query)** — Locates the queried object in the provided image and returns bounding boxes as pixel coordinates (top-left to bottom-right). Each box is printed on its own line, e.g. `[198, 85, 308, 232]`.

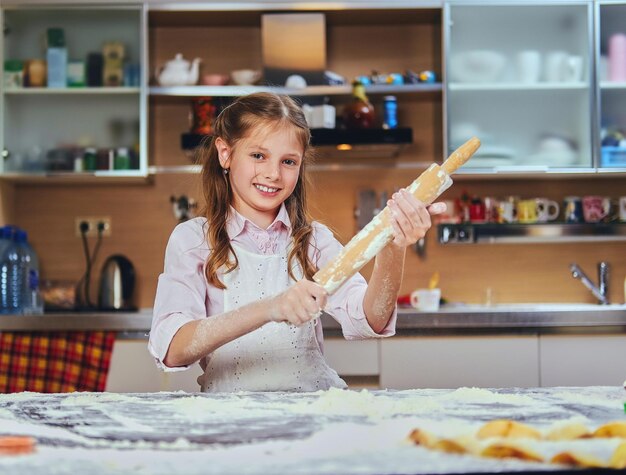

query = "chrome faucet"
[569, 262, 610, 305]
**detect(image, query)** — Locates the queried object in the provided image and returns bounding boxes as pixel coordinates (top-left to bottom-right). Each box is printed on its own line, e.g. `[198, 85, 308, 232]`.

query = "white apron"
[198, 245, 346, 392]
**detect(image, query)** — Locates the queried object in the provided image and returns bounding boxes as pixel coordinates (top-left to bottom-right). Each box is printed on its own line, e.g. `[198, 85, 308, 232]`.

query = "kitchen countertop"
[0, 386, 624, 474]
[1, 305, 625, 336]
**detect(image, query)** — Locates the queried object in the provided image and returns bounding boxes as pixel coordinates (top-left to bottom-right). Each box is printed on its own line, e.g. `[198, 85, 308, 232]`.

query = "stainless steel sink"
[443, 303, 626, 312]
[390, 302, 626, 334]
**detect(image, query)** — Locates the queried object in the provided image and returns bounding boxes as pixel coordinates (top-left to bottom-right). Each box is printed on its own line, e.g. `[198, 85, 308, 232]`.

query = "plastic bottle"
[0, 226, 24, 314]
[382, 95, 398, 129]
[15, 230, 43, 315]
[0, 227, 12, 313]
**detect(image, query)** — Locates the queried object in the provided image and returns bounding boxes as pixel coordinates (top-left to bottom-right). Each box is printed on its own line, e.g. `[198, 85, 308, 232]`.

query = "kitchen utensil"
[536, 198, 560, 222]
[230, 69, 261, 85]
[469, 197, 486, 223]
[609, 34, 626, 82]
[436, 200, 459, 224]
[562, 55, 583, 82]
[25, 59, 46, 87]
[564, 196, 584, 223]
[582, 196, 611, 223]
[483, 197, 498, 223]
[516, 50, 541, 83]
[156, 53, 200, 87]
[449, 50, 507, 83]
[496, 200, 516, 223]
[517, 199, 538, 223]
[98, 254, 136, 311]
[545, 51, 568, 82]
[313, 137, 480, 294]
[190, 97, 216, 135]
[201, 73, 229, 86]
[410, 288, 441, 311]
[619, 197, 626, 222]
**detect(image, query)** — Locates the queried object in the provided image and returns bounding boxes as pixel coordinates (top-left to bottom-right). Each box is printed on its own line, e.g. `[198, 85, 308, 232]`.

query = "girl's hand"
[387, 189, 447, 247]
[267, 279, 328, 326]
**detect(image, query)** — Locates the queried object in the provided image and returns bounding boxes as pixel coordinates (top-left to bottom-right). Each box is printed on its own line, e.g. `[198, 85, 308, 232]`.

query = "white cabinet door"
[0, 6, 146, 179]
[106, 340, 164, 392]
[445, 2, 594, 170]
[380, 336, 540, 389]
[323, 338, 379, 376]
[106, 339, 202, 393]
[539, 335, 626, 386]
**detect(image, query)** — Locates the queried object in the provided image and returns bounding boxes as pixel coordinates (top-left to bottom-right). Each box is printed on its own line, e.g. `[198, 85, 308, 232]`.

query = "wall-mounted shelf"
[448, 82, 588, 92]
[4, 88, 140, 95]
[180, 128, 413, 159]
[438, 223, 626, 244]
[0, 171, 148, 184]
[150, 84, 441, 98]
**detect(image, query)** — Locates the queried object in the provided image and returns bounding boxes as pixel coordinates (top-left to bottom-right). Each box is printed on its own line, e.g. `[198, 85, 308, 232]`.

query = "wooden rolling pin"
[313, 137, 481, 295]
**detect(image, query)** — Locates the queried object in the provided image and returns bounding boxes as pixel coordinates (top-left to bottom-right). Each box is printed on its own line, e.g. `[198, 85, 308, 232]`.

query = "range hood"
[180, 128, 412, 159]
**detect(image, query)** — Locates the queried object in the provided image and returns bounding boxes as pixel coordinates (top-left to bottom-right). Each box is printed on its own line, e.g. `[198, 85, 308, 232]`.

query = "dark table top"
[0, 386, 624, 474]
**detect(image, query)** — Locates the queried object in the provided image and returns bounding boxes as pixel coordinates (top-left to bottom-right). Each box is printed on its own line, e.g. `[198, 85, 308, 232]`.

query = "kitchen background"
[1, 0, 626, 314]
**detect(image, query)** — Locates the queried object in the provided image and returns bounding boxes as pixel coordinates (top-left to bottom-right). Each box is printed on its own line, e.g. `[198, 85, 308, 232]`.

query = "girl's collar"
[226, 204, 292, 238]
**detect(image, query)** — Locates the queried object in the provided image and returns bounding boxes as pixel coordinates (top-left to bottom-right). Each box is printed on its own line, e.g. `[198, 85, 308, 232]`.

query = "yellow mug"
[517, 199, 538, 223]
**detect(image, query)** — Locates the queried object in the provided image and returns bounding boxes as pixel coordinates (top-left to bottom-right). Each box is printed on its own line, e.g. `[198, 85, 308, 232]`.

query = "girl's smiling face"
[216, 123, 305, 229]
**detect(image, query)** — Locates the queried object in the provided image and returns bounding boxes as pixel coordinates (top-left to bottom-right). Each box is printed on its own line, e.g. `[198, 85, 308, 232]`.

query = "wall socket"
[75, 216, 112, 237]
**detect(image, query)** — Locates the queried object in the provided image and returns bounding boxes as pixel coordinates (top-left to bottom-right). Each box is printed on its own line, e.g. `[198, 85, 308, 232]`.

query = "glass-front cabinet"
[0, 5, 146, 181]
[444, 1, 594, 173]
[597, 1, 626, 172]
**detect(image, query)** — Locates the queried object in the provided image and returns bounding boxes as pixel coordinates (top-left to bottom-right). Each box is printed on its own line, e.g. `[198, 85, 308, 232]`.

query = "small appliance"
[98, 254, 136, 311]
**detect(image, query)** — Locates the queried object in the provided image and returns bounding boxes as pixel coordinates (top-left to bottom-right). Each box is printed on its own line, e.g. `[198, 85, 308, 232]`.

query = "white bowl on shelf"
[230, 69, 261, 86]
[449, 50, 507, 83]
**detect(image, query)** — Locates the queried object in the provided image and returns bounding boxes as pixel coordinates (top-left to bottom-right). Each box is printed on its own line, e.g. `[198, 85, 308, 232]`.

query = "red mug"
[469, 199, 486, 223]
[582, 196, 611, 223]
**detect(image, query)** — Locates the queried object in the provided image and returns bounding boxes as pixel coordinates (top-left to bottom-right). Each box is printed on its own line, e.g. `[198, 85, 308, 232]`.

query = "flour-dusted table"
[0, 386, 624, 474]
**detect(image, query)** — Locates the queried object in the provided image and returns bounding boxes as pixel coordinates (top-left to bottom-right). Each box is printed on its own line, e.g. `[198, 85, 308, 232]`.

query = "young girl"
[149, 92, 445, 392]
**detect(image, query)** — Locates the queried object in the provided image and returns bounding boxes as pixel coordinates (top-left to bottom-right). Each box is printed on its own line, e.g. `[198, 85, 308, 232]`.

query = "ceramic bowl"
[202, 74, 229, 86]
[449, 50, 507, 83]
[230, 69, 261, 86]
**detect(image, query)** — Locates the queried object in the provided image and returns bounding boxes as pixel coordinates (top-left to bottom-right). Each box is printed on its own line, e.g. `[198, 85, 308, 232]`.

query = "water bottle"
[15, 230, 43, 315]
[0, 227, 12, 313]
[0, 226, 24, 314]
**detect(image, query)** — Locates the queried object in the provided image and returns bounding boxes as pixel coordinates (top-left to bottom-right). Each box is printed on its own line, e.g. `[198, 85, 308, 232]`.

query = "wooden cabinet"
[379, 336, 540, 389]
[148, 6, 443, 170]
[539, 334, 626, 386]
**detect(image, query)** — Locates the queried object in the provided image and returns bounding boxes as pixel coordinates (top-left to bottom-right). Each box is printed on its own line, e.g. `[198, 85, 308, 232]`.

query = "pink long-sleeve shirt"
[148, 204, 397, 371]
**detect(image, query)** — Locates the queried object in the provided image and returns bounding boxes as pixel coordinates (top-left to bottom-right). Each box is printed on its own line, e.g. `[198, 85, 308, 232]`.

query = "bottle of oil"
[343, 80, 375, 129]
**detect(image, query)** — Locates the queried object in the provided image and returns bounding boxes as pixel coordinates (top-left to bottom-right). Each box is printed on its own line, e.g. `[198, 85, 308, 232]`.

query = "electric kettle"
[98, 254, 136, 311]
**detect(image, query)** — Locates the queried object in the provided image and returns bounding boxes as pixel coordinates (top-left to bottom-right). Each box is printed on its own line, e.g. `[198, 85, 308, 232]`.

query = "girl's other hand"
[387, 189, 447, 247]
[268, 279, 328, 326]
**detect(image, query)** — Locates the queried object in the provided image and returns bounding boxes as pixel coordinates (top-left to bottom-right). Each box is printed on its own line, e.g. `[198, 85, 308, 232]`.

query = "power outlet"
[75, 216, 112, 237]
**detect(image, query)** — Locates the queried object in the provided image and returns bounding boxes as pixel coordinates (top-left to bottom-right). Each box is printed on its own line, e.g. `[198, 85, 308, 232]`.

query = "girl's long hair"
[198, 92, 316, 289]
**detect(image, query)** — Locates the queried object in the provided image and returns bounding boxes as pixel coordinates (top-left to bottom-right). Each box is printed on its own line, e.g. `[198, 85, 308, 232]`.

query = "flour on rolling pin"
[314, 137, 480, 295]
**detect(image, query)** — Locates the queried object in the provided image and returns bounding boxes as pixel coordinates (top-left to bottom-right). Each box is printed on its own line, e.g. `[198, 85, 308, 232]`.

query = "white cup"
[535, 198, 560, 222]
[517, 50, 541, 83]
[545, 51, 568, 82]
[562, 55, 583, 82]
[410, 288, 441, 312]
[619, 196, 626, 222]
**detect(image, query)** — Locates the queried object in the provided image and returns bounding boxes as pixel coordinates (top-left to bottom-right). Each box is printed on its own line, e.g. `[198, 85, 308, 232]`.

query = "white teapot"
[156, 53, 201, 86]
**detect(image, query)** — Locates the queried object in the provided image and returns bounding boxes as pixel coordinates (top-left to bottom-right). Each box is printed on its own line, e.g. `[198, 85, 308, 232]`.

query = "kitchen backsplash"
[10, 172, 626, 310]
